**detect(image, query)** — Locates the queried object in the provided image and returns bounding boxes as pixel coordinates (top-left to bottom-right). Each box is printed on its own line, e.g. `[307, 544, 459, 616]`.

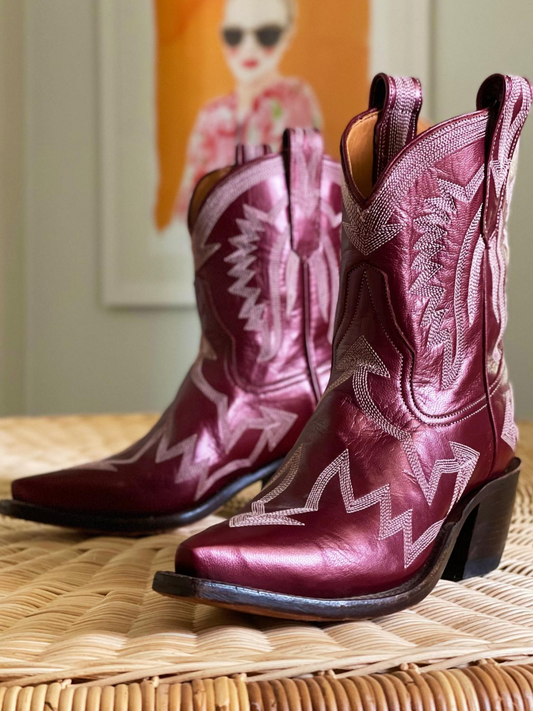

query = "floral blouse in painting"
[175, 77, 323, 217]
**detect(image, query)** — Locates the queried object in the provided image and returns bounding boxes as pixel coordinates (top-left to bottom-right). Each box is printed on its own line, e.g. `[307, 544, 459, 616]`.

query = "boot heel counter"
[443, 463, 519, 581]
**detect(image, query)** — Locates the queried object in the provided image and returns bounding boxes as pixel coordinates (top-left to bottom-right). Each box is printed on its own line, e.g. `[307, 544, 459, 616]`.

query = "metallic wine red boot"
[154, 74, 531, 619]
[0, 130, 341, 533]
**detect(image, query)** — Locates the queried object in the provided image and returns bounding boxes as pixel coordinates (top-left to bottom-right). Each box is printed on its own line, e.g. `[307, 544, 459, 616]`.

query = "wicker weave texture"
[2, 663, 533, 711]
[0, 415, 531, 686]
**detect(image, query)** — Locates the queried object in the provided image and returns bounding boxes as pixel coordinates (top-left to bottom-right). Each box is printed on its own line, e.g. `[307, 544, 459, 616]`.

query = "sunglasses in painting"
[222, 25, 286, 49]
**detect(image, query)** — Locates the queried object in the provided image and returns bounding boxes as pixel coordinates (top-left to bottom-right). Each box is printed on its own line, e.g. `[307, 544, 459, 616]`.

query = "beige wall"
[3, 0, 533, 418]
[0, 0, 25, 415]
[432, 0, 533, 418]
[23, 0, 200, 415]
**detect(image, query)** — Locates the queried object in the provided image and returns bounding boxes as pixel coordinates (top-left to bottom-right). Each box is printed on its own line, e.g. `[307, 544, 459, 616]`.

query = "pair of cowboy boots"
[4, 73, 532, 622]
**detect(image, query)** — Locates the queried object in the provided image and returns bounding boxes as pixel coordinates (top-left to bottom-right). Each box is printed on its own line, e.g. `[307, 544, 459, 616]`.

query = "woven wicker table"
[0, 414, 532, 711]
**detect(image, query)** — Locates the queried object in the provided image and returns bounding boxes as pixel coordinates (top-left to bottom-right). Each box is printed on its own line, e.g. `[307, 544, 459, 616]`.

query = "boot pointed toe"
[175, 523, 239, 582]
[10, 466, 131, 513]
[12, 469, 91, 510]
[174, 522, 300, 593]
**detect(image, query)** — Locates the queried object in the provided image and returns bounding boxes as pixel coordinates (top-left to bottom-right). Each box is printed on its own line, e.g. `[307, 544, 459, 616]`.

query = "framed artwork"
[99, 0, 370, 306]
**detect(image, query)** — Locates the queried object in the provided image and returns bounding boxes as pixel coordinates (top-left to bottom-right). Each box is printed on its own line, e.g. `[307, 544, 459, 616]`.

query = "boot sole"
[152, 459, 520, 620]
[0, 459, 283, 535]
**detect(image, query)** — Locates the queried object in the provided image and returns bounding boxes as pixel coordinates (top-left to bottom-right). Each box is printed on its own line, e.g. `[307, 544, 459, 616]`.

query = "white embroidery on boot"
[342, 181, 403, 256]
[231, 443, 468, 568]
[75, 355, 297, 501]
[264, 224, 290, 361]
[467, 236, 485, 326]
[190, 358, 298, 499]
[490, 150, 519, 363]
[410, 168, 484, 388]
[225, 198, 287, 362]
[387, 77, 421, 161]
[192, 158, 285, 270]
[342, 114, 487, 257]
[72, 399, 209, 484]
[232, 334, 479, 567]
[230, 446, 303, 527]
[290, 134, 323, 219]
[307, 207, 342, 344]
[501, 387, 518, 450]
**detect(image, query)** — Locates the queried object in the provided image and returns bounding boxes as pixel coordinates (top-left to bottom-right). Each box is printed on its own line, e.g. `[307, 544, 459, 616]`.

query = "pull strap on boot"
[370, 73, 423, 183]
[283, 128, 326, 400]
[477, 74, 532, 241]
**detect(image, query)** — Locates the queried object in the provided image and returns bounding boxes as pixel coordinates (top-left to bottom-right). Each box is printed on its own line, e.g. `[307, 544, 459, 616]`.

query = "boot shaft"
[189, 130, 342, 398]
[337, 74, 531, 436]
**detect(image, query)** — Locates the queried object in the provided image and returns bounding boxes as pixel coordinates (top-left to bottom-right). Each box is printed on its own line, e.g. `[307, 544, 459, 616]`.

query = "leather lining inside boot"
[188, 165, 233, 230]
[345, 113, 432, 199]
[345, 112, 378, 199]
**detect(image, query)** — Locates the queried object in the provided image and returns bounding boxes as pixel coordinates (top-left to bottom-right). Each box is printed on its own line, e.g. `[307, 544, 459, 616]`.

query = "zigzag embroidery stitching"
[231, 334, 479, 567]
[72, 399, 209, 485]
[410, 167, 484, 388]
[342, 181, 403, 256]
[341, 114, 487, 258]
[225, 198, 287, 362]
[192, 158, 285, 270]
[489, 234, 504, 366]
[76, 355, 298, 502]
[189, 358, 298, 499]
[231, 445, 304, 525]
[232, 445, 451, 568]
[342, 336, 479, 507]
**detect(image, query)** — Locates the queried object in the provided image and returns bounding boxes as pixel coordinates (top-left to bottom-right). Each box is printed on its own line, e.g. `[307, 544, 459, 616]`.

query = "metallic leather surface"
[174, 74, 532, 598]
[11, 130, 342, 516]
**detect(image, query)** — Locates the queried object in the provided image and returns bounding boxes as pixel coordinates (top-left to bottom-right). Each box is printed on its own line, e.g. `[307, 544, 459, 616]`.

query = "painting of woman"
[102, 0, 368, 305]
[175, 0, 322, 217]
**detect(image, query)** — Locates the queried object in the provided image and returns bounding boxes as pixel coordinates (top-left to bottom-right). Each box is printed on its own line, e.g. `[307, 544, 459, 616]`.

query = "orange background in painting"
[154, 0, 369, 230]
